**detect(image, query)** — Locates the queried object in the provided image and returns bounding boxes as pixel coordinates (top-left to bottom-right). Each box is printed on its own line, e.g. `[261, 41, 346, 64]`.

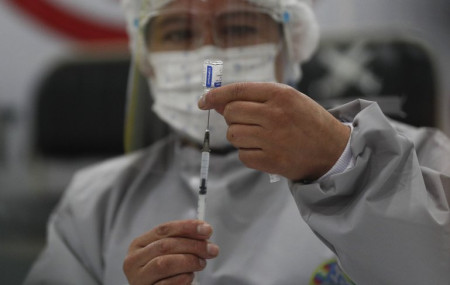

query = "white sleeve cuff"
[317, 123, 355, 183]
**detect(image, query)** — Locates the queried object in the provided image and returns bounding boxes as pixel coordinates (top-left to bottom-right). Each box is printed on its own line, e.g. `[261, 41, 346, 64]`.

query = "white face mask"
[147, 44, 279, 149]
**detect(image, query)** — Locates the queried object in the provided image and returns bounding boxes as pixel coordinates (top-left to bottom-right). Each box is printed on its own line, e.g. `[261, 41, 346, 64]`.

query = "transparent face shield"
[126, 0, 286, 177]
[132, 0, 285, 146]
[141, 0, 283, 53]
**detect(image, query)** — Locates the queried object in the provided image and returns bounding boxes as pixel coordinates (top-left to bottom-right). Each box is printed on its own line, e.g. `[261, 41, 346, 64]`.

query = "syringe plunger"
[199, 131, 210, 195]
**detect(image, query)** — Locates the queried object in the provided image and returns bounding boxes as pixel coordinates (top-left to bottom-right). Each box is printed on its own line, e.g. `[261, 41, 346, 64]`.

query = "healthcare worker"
[25, 0, 450, 284]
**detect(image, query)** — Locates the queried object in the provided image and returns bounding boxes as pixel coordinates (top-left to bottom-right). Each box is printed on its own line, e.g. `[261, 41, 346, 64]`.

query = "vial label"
[203, 60, 223, 89]
[206, 66, 213, 88]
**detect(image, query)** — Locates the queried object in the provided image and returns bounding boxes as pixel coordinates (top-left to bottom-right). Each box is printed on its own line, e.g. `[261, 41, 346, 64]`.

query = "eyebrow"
[153, 14, 194, 29]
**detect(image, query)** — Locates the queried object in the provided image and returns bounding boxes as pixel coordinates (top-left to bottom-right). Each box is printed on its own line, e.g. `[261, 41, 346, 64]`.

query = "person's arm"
[289, 100, 450, 284]
[199, 83, 450, 284]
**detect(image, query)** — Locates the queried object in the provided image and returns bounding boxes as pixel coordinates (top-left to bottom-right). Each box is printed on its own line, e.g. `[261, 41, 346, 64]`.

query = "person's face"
[143, 0, 284, 81]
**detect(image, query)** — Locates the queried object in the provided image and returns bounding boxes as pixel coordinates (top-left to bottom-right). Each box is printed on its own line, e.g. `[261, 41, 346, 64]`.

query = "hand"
[123, 220, 219, 285]
[198, 82, 351, 181]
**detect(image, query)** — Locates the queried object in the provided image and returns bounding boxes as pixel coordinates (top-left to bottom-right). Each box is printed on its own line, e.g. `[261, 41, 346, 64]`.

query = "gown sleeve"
[289, 99, 450, 284]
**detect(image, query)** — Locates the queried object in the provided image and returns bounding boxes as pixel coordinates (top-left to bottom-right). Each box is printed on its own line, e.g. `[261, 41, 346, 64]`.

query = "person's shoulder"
[75, 135, 175, 182]
[63, 136, 175, 202]
[56, 150, 144, 207]
[74, 149, 145, 182]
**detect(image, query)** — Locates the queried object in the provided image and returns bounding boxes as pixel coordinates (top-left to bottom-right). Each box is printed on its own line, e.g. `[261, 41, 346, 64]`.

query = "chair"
[34, 54, 131, 158]
[298, 34, 437, 127]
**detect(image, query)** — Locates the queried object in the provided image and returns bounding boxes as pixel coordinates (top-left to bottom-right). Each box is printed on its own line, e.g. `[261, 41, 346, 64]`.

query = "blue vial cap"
[282, 11, 290, 23]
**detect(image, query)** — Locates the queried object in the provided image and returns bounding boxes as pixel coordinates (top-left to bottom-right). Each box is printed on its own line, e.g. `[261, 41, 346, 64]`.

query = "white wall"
[0, 2, 70, 179]
[0, 1, 126, 180]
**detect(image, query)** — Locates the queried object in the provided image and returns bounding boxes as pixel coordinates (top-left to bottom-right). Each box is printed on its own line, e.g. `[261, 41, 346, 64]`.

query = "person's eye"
[161, 29, 195, 44]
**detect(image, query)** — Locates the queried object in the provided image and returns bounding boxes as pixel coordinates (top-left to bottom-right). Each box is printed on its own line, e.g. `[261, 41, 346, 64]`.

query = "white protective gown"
[24, 100, 450, 285]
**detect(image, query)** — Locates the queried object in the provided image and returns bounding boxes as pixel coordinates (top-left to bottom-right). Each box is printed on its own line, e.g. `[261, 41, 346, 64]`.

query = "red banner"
[6, 0, 127, 43]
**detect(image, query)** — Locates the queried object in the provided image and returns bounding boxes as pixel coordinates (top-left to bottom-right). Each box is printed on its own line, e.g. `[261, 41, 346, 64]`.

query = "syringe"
[193, 60, 223, 285]
[197, 59, 223, 222]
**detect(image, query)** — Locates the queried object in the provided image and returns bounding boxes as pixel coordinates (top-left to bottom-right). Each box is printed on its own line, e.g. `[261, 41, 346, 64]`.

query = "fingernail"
[199, 258, 206, 267]
[198, 94, 207, 109]
[197, 223, 212, 236]
[207, 243, 219, 257]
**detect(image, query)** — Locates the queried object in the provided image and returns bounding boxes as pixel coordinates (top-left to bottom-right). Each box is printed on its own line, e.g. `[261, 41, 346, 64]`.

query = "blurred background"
[0, 0, 448, 283]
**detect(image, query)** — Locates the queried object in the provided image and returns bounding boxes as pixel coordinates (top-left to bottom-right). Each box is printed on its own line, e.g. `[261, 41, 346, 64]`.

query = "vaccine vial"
[202, 59, 223, 92]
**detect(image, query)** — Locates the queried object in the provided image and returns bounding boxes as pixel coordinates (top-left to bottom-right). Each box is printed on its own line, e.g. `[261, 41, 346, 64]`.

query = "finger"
[223, 101, 270, 126]
[237, 148, 279, 174]
[154, 273, 194, 285]
[227, 124, 268, 150]
[128, 238, 219, 268]
[142, 254, 206, 284]
[198, 82, 289, 113]
[130, 220, 213, 251]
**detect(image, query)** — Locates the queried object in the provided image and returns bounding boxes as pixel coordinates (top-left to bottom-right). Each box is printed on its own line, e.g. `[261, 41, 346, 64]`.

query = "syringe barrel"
[197, 194, 206, 221]
[200, 151, 210, 181]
